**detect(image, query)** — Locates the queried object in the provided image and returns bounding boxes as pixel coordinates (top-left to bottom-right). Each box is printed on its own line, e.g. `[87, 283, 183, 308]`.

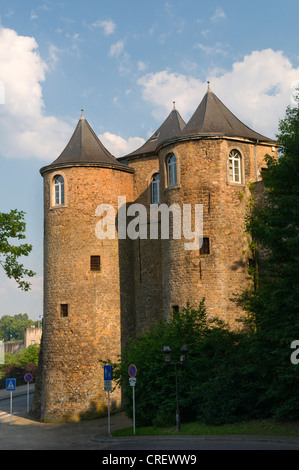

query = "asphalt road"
[1, 388, 299, 451]
[0, 391, 33, 419]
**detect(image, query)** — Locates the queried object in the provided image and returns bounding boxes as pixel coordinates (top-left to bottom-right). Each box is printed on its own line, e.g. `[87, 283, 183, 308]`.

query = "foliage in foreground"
[103, 299, 299, 426]
[236, 94, 299, 421]
[0, 344, 40, 382]
[103, 98, 299, 427]
[103, 303, 252, 426]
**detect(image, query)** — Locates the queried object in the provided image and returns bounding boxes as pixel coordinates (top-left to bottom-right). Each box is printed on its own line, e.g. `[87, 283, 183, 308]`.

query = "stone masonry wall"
[33, 165, 134, 422]
[125, 156, 164, 333]
[157, 137, 277, 326]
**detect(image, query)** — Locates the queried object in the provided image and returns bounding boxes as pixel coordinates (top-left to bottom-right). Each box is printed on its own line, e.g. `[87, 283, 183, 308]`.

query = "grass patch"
[113, 419, 299, 438]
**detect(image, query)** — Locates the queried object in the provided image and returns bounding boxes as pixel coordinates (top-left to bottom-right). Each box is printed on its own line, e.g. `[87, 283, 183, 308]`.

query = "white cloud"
[195, 42, 228, 56]
[90, 19, 116, 35]
[137, 70, 205, 121]
[30, 4, 50, 21]
[47, 43, 61, 69]
[211, 7, 226, 22]
[99, 131, 145, 158]
[137, 61, 148, 72]
[109, 39, 125, 58]
[0, 27, 72, 160]
[137, 49, 299, 139]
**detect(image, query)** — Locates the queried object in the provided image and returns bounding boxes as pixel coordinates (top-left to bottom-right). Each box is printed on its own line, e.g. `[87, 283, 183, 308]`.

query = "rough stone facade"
[33, 165, 135, 422]
[33, 89, 279, 422]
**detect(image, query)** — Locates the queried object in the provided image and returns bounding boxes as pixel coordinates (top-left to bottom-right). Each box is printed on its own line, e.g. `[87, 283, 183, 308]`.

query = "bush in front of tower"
[106, 301, 258, 427]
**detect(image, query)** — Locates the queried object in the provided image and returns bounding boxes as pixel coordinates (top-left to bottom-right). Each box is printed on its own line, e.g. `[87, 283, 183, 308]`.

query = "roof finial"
[81, 108, 85, 119]
[207, 81, 211, 92]
[173, 101, 176, 110]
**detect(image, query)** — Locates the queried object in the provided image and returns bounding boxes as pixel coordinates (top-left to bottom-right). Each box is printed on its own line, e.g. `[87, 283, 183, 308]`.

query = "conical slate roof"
[180, 86, 274, 143]
[40, 112, 129, 174]
[122, 105, 186, 159]
[52, 113, 122, 166]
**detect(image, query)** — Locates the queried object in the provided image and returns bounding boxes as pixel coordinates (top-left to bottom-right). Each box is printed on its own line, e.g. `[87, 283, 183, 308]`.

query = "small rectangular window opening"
[172, 305, 179, 314]
[60, 304, 68, 318]
[200, 238, 210, 255]
[90, 255, 101, 271]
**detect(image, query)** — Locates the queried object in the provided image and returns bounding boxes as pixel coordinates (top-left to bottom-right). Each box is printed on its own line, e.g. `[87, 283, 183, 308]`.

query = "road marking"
[0, 410, 21, 421]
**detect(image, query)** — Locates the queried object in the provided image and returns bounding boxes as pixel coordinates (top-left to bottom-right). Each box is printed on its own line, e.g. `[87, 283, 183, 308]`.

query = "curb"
[90, 433, 299, 446]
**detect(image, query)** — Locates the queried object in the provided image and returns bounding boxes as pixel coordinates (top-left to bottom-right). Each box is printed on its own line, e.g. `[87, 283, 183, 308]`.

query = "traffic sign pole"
[108, 391, 111, 437]
[133, 386, 135, 435]
[6, 379, 16, 425]
[27, 382, 29, 413]
[128, 365, 137, 434]
[24, 373, 33, 413]
[10, 391, 12, 426]
[104, 365, 112, 437]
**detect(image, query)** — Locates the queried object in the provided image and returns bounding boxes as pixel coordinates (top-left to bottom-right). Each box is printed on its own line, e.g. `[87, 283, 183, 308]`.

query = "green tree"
[0, 344, 40, 382]
[238, 93, 299, 419]
[0, 209, 35, 291]
[0, 313, 36, 342]
[103, 302, 247, 426]
[4, 344, 40, 367]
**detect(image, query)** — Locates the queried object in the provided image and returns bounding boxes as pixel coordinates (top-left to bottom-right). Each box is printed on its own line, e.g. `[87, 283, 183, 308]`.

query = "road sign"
[24, 373, 33, 383]
[6, 379, 16, 391]
[6, 379, 16, 425]
[104, 365, 112, 381]
[129, 377, 136, 387]
[128, 364, 137, 378]
[104, 380, 112, 392]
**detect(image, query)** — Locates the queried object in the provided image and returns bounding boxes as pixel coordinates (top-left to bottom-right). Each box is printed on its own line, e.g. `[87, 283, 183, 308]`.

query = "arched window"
[54, 175, 65, 205]
[166, 154, 177, 187]
[228, 150, 242, 183]
[151, 173, 160, 204]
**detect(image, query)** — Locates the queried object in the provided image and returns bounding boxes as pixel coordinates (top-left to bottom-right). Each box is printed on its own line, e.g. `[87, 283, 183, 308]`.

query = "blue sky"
[0, 0, 299, 320]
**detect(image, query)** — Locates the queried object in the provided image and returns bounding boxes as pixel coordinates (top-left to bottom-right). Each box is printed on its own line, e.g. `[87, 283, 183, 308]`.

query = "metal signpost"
[104, 365, 112, 437]
[6, 378, 16, 425]
[24, 373, 33, 413]
[128, 364, 137, 434]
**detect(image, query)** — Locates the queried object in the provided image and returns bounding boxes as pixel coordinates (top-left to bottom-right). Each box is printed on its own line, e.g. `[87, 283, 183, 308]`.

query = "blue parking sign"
[104, 365, 112, 381]
[6, 379, 16, 391]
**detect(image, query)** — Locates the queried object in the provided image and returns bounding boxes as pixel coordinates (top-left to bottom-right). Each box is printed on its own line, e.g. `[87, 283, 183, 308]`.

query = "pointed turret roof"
[180, 85, 274, 143]
[53, 111, 121, 165]
[121, 104, 186, 159]
[40, 111, 130, 175]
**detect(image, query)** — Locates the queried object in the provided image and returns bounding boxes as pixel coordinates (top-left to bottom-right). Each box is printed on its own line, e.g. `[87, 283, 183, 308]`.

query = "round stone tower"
[33, 112, 134, 422]
[157, 85, 279, 325]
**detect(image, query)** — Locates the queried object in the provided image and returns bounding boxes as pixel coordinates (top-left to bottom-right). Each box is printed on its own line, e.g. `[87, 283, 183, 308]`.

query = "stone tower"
[33, 112, 134, 422]
[33, 88, 279, 422]
[120, 86, 279, 326]
[156, 86, 278, 325]
[119, 104, 186, 332]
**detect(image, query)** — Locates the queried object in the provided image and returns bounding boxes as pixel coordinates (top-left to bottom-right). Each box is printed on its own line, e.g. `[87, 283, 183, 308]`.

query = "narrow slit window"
[90, 255, 101, 271]
[60, 304, 68, 318]
[200, 238, 210, 255]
